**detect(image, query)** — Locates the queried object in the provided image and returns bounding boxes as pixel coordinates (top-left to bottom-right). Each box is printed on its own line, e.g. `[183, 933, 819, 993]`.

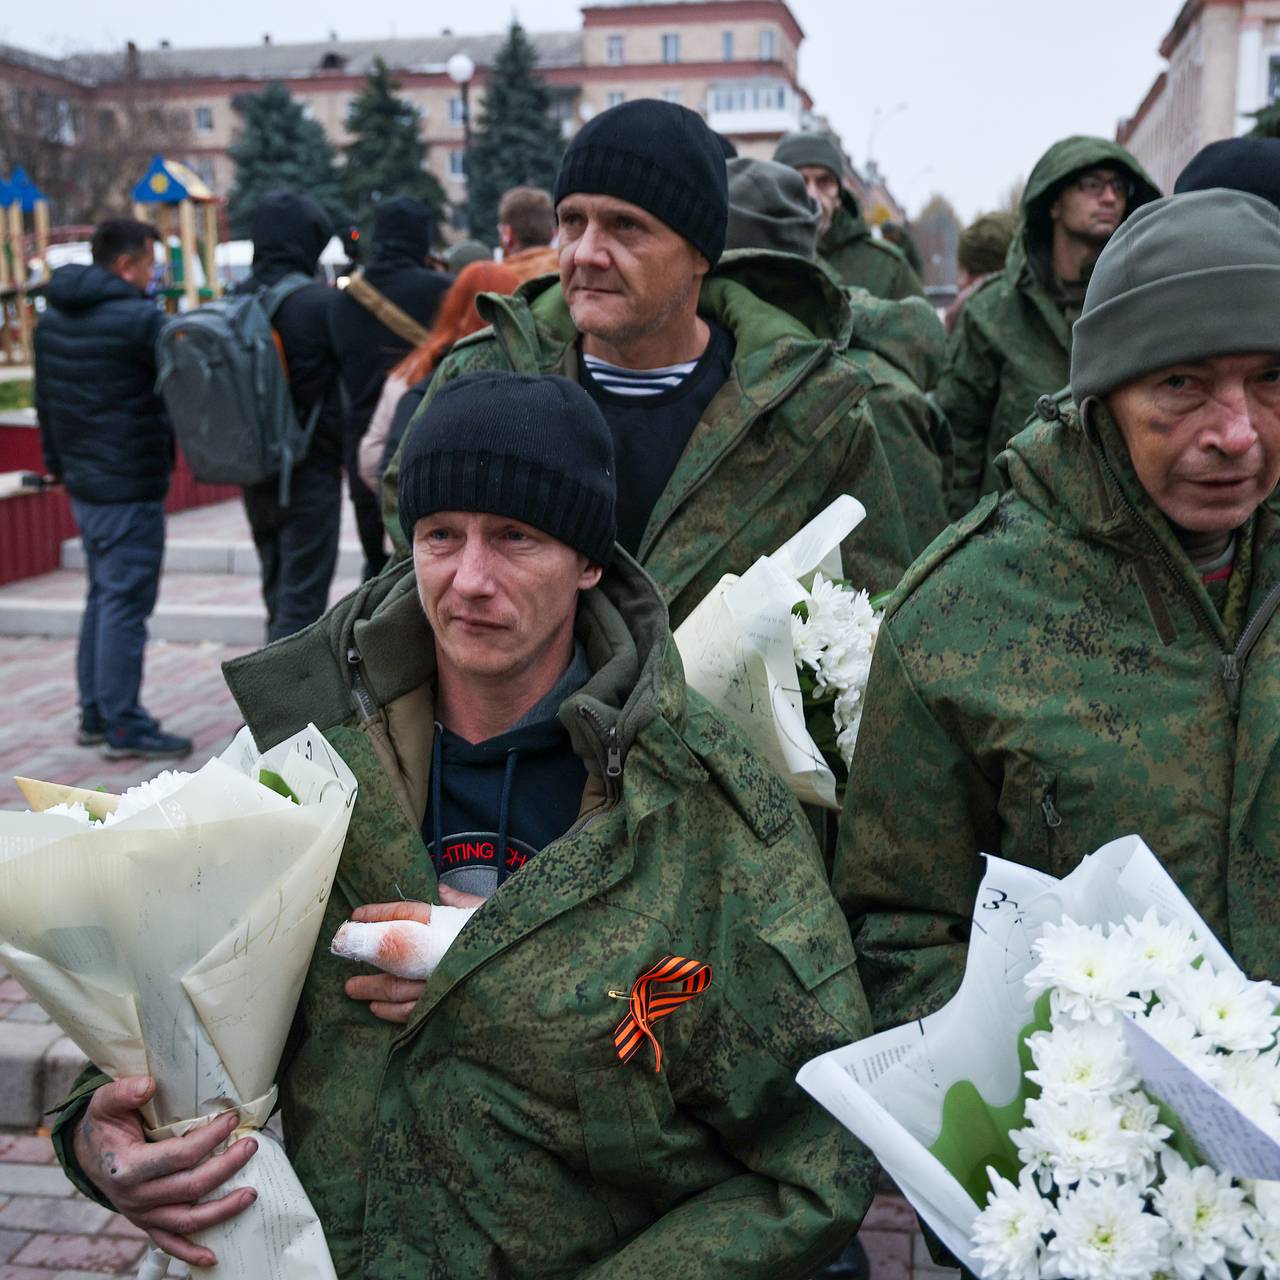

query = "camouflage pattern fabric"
[934, 137, 1159, 519]
[818, 191, 925, 302]
[842, 285, 950, 555]
[834, 396, 1280, 1034]
[54, 553, 879, 1279]
[381, 249, 913, 627]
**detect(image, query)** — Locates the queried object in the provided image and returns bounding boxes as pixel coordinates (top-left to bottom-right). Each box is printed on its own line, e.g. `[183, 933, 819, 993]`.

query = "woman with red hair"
[358, 260, 521, 489]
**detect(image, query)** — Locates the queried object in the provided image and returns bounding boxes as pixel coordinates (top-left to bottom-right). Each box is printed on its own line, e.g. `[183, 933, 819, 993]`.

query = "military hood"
[821, 188, 871, 253]
[1007, 136, 1159, 286]
[249, 189, 334, 283]
[843, 285, 943, 389]
[43, 263, 143, 311]
[223, 549, 684, 785]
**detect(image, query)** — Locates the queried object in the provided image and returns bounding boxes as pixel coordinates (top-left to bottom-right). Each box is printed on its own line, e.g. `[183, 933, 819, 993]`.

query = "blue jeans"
[71, 498, 165, 736]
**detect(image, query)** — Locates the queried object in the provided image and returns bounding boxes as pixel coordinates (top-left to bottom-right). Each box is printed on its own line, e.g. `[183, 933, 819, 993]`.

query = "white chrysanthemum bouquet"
[674, 495, 880, 809]
[797, 835, 1280, 1280]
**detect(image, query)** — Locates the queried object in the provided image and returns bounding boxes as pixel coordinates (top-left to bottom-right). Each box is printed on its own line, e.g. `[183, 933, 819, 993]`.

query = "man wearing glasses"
[937, 138, 1159, 518]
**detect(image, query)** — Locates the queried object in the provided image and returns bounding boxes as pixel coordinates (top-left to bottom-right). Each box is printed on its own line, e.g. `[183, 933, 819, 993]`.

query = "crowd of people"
[26, 96, 1280, 1278]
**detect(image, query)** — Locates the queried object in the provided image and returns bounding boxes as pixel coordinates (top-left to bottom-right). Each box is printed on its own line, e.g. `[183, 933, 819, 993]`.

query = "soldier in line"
[936, 136, 1158, 519]
[836, 189, 1280, 1031]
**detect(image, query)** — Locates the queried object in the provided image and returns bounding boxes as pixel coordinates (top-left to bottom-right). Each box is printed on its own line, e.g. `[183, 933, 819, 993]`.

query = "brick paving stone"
[0, 1167, 76, 1199]
[0, 1233, 25, 1265]
[0, 1196, 112, 1236]
[12, 1232, 146, 1271]
[0, 1265, 52, 1279]
[861, 1226, 914, 1280]
[0, 1138, 54, 1165]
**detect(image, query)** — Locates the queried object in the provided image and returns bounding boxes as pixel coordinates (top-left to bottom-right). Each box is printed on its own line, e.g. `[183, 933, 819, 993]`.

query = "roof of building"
[39, 30, 583, 85]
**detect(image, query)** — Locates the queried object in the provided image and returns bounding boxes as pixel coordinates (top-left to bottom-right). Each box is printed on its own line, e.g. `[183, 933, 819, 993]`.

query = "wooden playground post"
[132, 155, 219, 310]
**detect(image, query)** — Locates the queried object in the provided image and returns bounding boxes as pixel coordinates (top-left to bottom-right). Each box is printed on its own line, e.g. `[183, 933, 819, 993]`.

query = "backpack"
[155, 273, 321, 505]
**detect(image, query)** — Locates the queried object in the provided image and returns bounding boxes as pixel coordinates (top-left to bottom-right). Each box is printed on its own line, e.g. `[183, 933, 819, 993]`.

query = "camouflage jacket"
[819, 192, 925, 302]
[834, 398, 1280, 1032]
[842, 285, 949, 556]
[934, 137, 1159, 519]
[53, 555, 876, 1279]
[382, 250, 912, 626]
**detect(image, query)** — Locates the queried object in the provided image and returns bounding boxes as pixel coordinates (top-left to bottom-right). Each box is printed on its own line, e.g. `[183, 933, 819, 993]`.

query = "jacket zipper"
[1040, 782, 1063, 829]
[577, 704, 622, 779]
[346, 645, 378, 721]
[1090, 440, 1273, 713]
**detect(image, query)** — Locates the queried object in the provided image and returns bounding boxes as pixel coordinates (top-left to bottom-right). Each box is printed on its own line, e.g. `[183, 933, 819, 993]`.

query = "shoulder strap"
[260, 272, 316, 322]
[345, 270, 432, 347]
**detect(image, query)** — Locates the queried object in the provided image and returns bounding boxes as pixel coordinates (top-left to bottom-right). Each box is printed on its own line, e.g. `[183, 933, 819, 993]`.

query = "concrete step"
[60, 534, 365, 579]
[0, 568, 361, 645]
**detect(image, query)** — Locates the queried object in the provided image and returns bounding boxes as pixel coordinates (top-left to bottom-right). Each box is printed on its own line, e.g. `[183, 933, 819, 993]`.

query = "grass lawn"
[0, 380, 34, 411]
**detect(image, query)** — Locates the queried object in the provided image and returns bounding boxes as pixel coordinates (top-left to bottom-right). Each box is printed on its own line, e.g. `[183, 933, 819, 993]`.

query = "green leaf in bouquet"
[927, 991, 1053, 1206]
[257, 769, 302, 805]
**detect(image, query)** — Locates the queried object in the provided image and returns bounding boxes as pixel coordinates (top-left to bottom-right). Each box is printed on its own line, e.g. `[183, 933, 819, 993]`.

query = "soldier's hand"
[72, 1076, 257, 1268]
[344, 886, 485, 1023]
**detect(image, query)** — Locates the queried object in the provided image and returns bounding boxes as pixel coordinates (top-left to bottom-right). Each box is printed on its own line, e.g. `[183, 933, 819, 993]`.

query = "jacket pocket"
[1028, 766, 1063, 875]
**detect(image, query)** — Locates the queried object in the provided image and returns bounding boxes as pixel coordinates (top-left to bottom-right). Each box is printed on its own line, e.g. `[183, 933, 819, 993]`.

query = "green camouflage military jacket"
[834, 398, 1280, 1032]
[935, 137, 1159, 519]
[842, 285, 949, 555]
[382, 250, 912, 626]
[55, 554, 877, 1279]
[819, 192, 925, 302]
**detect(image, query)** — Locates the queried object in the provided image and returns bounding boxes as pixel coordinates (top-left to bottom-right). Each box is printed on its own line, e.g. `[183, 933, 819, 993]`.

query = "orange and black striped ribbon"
[613, 954, 712, 1074]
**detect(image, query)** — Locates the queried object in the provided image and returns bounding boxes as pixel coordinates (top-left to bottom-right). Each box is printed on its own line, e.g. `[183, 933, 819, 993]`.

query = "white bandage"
[330, 906, 477, 979]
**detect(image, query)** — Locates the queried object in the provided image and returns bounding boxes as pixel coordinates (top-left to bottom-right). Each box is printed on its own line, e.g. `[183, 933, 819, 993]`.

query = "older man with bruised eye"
[835, 189, 1280, 1034]
[51, 370, 880, 1280]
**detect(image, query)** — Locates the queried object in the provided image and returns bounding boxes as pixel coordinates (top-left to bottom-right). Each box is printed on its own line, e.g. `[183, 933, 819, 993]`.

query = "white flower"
[972, 1165, 1054, 1280]
[1175, 965, 1280, 1052]
[1026, 920, 1146, 1024]
[1043, 1176, 1169, 1280]
[1151, 1149, 1251, 1280]
[1240, 1181, 1280, 1279]
[1114, 1090, 1172, 1186]
[1027, 1019, 1138, 1100]
[1014, 1093, 1130, 1189]
[1215, 1051, 1280, 1138]
[1132, 1002, 1223, 1084]
[1123, 908, 1202, 993]
[34, 770, 191, 827]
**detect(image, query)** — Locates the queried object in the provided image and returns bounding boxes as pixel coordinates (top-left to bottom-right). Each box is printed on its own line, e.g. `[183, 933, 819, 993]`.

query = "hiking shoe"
[77, 711, 106, 746]
[102, 727, 194, 760]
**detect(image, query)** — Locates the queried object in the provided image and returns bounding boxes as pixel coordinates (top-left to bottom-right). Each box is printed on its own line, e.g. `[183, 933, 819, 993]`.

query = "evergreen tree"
[1249, 102, 1280, 139]
[465, 22, 564, 245]
[342, 58, 447, 242]
[227, 82, 349, 236]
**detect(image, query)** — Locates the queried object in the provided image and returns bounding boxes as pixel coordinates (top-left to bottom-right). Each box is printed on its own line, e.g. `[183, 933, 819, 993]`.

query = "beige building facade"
[1119, 0, 1280, 193]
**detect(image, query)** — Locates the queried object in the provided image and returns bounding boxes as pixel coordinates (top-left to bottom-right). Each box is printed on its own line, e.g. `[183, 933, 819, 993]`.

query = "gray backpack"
[156, 273, 321, 505]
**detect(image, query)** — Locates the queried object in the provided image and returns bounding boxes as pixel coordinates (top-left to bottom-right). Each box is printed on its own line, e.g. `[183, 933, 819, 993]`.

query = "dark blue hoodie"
[34, 263, 171, 504]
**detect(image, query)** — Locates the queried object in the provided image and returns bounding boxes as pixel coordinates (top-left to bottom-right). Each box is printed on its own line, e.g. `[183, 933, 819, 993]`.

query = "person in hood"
[943, 210, 1016, 334]
[936, 136, 1159, 518]
[382, 99, 911, 629]
[54, 370, 880, 1279]
[33, 218, 191, 760]
[772, 130, 924, 302]
[834, 189, 1280, 1034]
[330, 195, 451, 579]
[497, 186, 560, 284]
[238, 190, 344, 641]
[725, 156, 949, 555]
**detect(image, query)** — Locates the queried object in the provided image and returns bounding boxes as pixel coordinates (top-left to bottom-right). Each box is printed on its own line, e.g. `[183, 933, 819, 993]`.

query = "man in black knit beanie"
[384, 97, 911, 631]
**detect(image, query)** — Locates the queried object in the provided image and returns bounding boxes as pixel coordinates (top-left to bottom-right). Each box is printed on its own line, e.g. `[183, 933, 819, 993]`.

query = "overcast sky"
[2, 0, 1176, 221]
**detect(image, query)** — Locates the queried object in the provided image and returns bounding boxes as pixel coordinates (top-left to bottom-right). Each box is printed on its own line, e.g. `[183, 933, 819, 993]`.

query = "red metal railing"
[0, 421, 239, 586]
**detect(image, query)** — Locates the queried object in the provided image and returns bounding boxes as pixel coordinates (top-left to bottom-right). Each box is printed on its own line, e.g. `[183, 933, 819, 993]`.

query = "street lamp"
[447, 52, 475, 232]
[866, 102, 907, 168]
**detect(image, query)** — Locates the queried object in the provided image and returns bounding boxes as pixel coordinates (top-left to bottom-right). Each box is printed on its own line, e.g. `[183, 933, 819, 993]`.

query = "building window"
[710, 82, 789, 113]
[663, 88, 682, 104]
[186, 156, 216, 187]
[448, 96, 465, 125]
[606, 34, 624, 65]
[1270, 55, 1280, 101]
[449, 150, 465, 177]
[662, 33, 680, 63]
[606, 91, 626, 108]
[760, 28, 777, 60]
[722, 31, 734, 60]
[193, 105, 214, 133]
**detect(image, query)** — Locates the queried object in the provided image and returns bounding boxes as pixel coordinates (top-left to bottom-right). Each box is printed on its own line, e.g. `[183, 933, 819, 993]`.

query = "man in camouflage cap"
[936, 136, 1158, 518]
[836, 188, 1280, 1032]
[52, 371, 879, 1278]
[384, 99, 911, 628]
[943, 210, 1016, 334]
[773, 129, 924, 302]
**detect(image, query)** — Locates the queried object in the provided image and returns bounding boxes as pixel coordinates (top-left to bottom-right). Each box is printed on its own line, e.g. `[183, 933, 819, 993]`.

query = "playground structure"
[131, 155, 222, 312]
[1, 168, 50, 365]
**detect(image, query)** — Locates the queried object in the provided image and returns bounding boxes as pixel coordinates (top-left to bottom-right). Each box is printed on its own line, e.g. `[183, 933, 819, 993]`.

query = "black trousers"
[343, 427, 389, 580]
[243, 464, 342, 643]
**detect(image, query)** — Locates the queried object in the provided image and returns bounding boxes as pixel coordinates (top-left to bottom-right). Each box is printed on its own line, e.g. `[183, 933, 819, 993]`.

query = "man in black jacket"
[330, 196, 450, 578]
[239, 191, 344, 641]
[34, 218, 191, 759]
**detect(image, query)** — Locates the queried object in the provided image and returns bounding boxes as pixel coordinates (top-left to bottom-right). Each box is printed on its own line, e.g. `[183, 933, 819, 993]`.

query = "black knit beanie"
[398, 371, 617, 565]
[554, 99, 728, 266]
[1175, 137, 1280, 209]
